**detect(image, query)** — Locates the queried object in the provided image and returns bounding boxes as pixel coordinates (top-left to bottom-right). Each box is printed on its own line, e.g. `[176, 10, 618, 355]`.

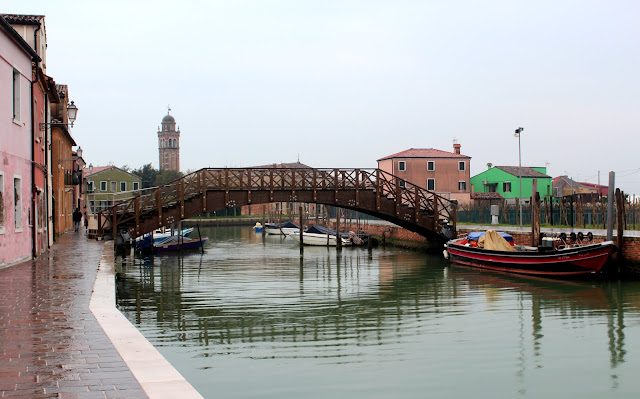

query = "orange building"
[377, 143, 471, 204]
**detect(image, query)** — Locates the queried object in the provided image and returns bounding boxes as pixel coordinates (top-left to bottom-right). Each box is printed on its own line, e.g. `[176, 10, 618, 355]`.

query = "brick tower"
[157, 107, 180, 172]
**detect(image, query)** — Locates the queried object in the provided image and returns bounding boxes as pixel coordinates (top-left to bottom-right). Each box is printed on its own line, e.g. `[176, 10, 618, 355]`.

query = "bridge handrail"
[97, 167, 457, 238]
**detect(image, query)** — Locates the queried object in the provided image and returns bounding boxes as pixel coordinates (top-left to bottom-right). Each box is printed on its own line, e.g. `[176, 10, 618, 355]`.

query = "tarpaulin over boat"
[482, 230, 517, 251]
[467, 231, 513, 242]
[305, 225, 350, 238]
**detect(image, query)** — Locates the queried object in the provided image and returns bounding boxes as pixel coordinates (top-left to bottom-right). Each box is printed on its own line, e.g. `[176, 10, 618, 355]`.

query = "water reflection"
[116, 226, 640, 398]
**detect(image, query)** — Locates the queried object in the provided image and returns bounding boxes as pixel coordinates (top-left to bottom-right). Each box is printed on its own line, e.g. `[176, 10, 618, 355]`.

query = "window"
[458, 181, 467, 191]
[459, 161, 466, 171]
[398, 161, 406, 171]
[133, 182, 140, 190]
[87, 181, 95, 193]
[89, 201, 95, 213]
[399, 179, 406, 188]
[120, 182, 126, 191]
[427, 178, 435, 191]
[13, 69, 21, 122]
[0, 173, 4, 233]
[427, 161, 435, 171]
[110, 181, 117, 192]
[503, 182, 512, 193]
[100, 181, 107, 191]
[14, 176, 22, 231]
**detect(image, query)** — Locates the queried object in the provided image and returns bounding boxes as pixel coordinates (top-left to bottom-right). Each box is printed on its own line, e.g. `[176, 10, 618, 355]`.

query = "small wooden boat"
[443, 230, 616, 277]
[135, 227, 194, 251]
[264, 221, 300, 235]
[153, 235, 208, 253]
[289, 225, 352, 246]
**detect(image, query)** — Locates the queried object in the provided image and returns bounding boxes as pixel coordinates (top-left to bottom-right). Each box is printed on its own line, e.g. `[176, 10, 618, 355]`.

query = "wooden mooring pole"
[336, 207, 342, 249]
[299, 205, 304, 253]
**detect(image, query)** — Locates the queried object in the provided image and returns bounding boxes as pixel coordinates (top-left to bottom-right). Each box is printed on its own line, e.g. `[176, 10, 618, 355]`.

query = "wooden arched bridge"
[97, 168, 457, 242]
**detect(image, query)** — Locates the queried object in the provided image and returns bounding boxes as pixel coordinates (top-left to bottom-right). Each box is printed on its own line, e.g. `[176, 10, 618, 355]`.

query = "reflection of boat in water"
[153, 235, 208, 253]
[289, 225, 353, 246]
[264, 221, 300, 235]
[444, 230, 616, 277]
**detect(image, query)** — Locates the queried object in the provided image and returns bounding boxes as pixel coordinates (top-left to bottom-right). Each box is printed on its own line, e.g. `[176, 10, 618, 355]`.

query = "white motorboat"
[289, 225, 352, 246]
[264, 221, 300, 235]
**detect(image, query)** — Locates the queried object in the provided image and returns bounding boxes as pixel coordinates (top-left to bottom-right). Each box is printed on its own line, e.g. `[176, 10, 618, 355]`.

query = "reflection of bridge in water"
[97, 168, 458, 241]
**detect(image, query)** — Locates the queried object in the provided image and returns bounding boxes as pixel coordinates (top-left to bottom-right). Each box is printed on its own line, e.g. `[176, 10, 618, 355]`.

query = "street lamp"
[39, 101, 79, 131]
[514, 127, 524, 227]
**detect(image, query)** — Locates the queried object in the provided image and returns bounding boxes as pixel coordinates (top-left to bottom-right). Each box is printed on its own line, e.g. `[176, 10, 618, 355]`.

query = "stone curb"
[90, 241, 204, 399]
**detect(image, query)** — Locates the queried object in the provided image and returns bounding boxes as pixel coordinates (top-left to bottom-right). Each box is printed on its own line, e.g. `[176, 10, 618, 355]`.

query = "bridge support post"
[156, 188, 163, 227]
[201, 170, 207, 214]
[134, 197, 140, 237]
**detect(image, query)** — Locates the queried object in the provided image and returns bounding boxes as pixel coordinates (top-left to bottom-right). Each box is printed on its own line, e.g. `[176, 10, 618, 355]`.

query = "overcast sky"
[6, 1, 640, 194]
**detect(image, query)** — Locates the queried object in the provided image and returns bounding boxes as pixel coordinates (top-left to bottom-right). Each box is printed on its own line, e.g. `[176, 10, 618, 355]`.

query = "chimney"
[453, 143, 461, 154]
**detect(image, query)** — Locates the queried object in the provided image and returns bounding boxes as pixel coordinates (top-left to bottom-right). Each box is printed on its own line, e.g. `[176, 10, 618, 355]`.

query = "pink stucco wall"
[0, 29, 34, 267]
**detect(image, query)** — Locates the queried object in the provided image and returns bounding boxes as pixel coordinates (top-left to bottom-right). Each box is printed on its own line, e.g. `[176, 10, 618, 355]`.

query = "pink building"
[377, 143, 472, 204]
[0, 16, 41, 267]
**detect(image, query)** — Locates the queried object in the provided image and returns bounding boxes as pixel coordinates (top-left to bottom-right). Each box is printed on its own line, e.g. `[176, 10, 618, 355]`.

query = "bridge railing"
[98, 167, 457, 238]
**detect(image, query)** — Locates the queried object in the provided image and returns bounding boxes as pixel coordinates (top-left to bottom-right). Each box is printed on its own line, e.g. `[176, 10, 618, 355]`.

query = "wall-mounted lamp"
[39, 101, 79, 131]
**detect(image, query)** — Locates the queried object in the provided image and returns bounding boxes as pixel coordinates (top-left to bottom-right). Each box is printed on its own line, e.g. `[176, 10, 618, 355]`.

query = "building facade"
[0, 16, 40, 266]
[471, 166, 552, 204]
[377, 144, 472, 204]
[158, 110, 180, 172]
[84, 166, 141, 214]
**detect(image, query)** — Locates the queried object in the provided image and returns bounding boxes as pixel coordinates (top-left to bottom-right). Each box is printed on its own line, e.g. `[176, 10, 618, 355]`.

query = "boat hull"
[154, 237, 208, 252]
[265, 227, 299, 236]
[445, 240, 616, 276]
[289, 232, 351, 246]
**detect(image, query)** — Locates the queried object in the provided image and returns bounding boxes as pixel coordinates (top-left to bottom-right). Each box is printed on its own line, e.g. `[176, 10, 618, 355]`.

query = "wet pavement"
[0, 231, 148, 398]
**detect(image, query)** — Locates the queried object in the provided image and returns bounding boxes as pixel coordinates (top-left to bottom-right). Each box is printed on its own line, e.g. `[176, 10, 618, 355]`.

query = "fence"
[458, 197, 640, 230]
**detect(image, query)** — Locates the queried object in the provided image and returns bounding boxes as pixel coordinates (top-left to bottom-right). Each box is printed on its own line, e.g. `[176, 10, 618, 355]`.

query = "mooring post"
[336, 207, 342, 249]
[607, 171, 615, 241]
[262, 205, 266, 237]
[299, 205, 304, 253]
[616, 188, 624, 259]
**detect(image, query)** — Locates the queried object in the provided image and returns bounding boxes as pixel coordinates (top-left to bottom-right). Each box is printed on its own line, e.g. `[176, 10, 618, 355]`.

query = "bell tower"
[157, 106, 180, 172]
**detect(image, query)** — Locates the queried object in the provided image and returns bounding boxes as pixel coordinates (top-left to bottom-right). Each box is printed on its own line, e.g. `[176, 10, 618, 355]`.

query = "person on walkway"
[73, 208, 82, 232]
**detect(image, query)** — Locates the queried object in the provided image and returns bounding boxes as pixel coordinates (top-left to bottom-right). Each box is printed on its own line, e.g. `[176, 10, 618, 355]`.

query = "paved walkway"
[0, 232, 148, 398]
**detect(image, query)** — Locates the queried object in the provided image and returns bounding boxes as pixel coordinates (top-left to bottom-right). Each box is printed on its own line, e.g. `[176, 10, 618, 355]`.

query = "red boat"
[443, 230, 616, 277]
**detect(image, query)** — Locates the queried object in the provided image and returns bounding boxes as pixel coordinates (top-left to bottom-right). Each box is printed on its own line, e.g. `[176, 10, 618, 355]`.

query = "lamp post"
[514, 127, 524, 227]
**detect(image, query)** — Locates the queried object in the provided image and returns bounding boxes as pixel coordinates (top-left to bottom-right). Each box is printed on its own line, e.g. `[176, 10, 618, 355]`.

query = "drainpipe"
[30, 23, 42, 258]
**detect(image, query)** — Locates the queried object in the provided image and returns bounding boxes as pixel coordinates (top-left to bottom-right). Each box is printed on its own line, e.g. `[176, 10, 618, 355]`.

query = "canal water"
[116, 226, 640, 398]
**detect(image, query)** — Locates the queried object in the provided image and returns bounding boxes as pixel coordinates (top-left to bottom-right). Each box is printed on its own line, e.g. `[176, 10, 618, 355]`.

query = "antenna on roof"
[297, 153, 300, 163]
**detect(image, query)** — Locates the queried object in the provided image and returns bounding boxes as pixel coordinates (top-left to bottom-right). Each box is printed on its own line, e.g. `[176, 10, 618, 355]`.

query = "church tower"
[158, 107, 180, 172]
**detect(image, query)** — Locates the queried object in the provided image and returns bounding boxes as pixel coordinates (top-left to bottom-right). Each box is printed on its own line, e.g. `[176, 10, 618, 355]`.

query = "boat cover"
[305, 225, 350, 238]
[482, 230, 516, 251]
[467, 231, 513, 242]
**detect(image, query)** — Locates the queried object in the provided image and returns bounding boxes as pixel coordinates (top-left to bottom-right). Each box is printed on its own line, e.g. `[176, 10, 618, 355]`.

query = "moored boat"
[264, 221, 300, 235]
[289, 225, 352, 246]
[443, 230, 616, 277]
[153, 235, 208, 253]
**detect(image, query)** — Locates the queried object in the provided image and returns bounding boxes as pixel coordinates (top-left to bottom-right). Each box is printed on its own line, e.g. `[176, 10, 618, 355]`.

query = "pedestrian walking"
[73, 208, 82, 232]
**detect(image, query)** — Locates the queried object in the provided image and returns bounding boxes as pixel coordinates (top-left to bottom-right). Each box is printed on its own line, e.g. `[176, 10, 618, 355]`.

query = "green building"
[84, 166, 142, 214]
[470, 166, 552, 203]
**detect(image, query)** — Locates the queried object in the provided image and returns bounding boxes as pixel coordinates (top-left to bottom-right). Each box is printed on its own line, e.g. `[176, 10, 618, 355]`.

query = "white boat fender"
[443, 249, 449, 260]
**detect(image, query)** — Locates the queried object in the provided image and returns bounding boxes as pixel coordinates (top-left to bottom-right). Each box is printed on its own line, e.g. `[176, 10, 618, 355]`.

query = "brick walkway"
[0, 232, 148, 398]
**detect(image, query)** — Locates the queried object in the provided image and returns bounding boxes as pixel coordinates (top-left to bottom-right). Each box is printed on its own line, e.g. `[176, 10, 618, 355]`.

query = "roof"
[494, 166, 550, 178]
[0, 15, 40, 61]
[377, 148, 470, 161]
[84, 166, 140, 180]
[162, 114, 175, 123]
[250, 162, 312, 169]
[0, 14, 44, 25]
[471, 192, 504, 200]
